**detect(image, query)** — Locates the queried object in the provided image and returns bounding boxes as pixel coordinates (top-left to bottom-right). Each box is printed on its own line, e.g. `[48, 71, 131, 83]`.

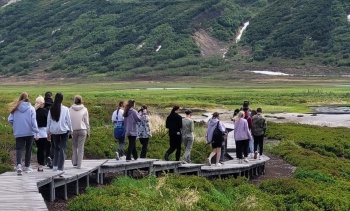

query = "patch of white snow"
[155, 45, 162, 52]
[235, 21, 249, 43]
[51, 28, 61, 35]
[348, 14, 350, 22]
[136, 42, 145, 49]
[250, 70, 291, 76]
[1, 0, 21, 8]
[0, 40, 5, 44]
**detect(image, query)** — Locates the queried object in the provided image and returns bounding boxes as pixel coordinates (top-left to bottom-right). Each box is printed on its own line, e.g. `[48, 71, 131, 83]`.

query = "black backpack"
[212, 121, 224, 143]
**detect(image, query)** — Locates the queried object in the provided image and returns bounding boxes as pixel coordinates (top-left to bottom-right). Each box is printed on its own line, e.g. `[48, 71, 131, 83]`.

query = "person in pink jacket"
[233, 111, 252, 163]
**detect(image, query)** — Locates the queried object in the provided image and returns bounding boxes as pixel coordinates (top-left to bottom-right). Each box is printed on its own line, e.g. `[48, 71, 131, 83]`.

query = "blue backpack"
[113, 110, 125, 139]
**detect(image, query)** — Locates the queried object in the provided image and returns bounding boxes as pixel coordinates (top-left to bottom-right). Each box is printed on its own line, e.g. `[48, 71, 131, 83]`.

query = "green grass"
[2, 81, 350, 210]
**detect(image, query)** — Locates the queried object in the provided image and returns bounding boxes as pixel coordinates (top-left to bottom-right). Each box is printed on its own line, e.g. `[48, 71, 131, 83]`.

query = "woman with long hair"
[8, 92, 39, 175]
[137, 105, 152, 158]
[35, 95, 49, 172]
[206, 112, 225, 167]
[69, 95, 90, 169]
[164, 105, 182, 161]
[233, 111, 252, 163]
[112, 101, 125, 160]
[47, 93, 72, 173]
[123, 99, 141, 161]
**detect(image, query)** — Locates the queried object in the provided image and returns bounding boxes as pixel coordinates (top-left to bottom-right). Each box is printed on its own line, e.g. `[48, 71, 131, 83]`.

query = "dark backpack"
[212, 121, 224, 143]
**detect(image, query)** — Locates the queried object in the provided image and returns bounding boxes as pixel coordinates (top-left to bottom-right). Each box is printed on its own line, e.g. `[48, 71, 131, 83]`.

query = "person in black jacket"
[164, 106, 182, 161]
[34, 96, 49, 171]
[44, 91, 54, 168]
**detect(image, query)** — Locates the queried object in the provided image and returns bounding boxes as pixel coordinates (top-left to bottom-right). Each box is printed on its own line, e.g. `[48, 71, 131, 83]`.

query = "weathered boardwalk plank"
[153, 160, 181, 175]
[0, 155, 269, 210]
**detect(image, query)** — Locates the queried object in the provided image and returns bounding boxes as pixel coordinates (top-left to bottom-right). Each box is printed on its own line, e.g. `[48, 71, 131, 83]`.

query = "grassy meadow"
[1, 81, 350, 210]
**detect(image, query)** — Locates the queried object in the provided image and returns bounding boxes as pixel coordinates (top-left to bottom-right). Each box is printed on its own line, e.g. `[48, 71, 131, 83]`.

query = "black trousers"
[45, 140, 53, 159]
[16, 136, 34, 167]
[253, 135, 264, 155]
[166, 134, 182, 161]
[139, 138, 149, 158]
[36, 138, 48, 166]
[126, 136, 138, 160]
[236, 139, 249, 159]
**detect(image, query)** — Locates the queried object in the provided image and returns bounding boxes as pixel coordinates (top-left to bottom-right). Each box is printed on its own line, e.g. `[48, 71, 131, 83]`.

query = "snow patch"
[155, 45, 162, 52]
[51, 28, 61, 35]
[250, 70, 291, 76]
[0, 40, 5, 44]
[1, 0, 21, 8]
[235, 21, 249, 43]
[348, 14, 350, 22]
[136, 42, 145, 49]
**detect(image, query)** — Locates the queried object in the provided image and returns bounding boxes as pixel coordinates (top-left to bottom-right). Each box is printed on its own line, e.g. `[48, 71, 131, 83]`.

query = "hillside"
[0, 0, 350, 79]
[245, 0, 350, 66]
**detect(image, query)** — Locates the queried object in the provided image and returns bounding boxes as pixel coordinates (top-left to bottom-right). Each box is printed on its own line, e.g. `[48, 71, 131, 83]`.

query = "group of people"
[9, 93, 265, 175]
[112, 104, 194, 164]
[8, 92, 90, 176]
[112, 100, 152, 161]
[205, 101, 267, 166]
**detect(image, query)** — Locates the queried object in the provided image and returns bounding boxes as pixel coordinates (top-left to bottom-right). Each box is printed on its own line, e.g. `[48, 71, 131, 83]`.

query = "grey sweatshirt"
[124, 108, 141, 136]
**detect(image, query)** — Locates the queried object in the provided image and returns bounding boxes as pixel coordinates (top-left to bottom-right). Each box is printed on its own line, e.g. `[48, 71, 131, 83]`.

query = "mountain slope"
[0, 0, 263, 78]
[244, 0, 350, 66]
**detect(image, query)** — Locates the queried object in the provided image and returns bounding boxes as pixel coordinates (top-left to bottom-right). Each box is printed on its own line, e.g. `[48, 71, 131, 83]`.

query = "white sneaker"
[58, 170, 64, 177]
[215, 163, 222, 167]
[120, 156, 126, 160]
[244, 158, 249, 163]
[25, 167, 33, 173]
[115, 152, 120, 160]
[16, 164, 22, 176]
[53, 166, 58, 171]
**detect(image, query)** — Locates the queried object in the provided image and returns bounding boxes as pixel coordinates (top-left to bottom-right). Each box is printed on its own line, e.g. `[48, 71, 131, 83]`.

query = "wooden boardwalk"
[0, 156, 268, 210]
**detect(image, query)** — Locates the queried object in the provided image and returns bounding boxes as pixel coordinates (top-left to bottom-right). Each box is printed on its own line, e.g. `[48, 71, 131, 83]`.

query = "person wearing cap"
[180, 109, 194, 163]
[164, 105, 182, 161]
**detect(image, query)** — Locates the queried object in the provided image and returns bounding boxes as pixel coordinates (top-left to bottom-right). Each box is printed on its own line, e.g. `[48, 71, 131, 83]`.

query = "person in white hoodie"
[69, 95, 90, 169]
[47, 93, 72, 174]
[8, 92, 39, 175]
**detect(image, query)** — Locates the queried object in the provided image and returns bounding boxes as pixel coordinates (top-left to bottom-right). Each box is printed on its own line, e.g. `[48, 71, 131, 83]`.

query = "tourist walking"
[47, 93, 72, 174]
[123, 100, 141, 161]
[181, 109, 194, 163]
[44, 91, 54, 168]
[234, 111, 252, 163]
[164, 106, 182, 161]
[206, 112, 226, 167]
[137, 105, 152, 158]
[8, 92, 39, 175]
[112, 101, 125, 160]
[34, 95, 49, 172]
[69, 95, 90, 169]
[252, 108, 267, 160]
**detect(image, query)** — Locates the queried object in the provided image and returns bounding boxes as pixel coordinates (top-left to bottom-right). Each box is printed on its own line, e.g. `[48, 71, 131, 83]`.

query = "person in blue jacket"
[8, 92, 39, 175]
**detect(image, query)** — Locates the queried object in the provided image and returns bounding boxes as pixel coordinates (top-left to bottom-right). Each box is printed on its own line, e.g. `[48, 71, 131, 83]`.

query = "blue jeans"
[52, 132, 69, 170]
